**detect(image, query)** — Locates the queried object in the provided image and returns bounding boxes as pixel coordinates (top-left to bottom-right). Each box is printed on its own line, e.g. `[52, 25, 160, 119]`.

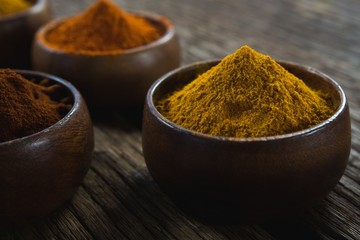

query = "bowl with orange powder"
[142, 46, 351, 223]
[32, 0, 181, 111]
[0, 69, 94, 228]
[0, 0, 51, 69]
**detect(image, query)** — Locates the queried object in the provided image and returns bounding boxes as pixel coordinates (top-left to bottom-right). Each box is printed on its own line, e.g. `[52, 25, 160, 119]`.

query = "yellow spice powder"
[157, 45, 335, 138]
[0, 0, 31, 16]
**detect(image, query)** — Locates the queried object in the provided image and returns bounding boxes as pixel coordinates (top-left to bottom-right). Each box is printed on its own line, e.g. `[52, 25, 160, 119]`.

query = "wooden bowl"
[0, 0, 51, 69]
[32, 11, 181, 111]
[0, 70, 94, 228]
[142, 60, 351, 223]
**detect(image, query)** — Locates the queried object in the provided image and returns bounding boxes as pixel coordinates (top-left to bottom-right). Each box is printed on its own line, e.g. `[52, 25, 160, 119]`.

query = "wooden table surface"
[2, 0, 360, 239]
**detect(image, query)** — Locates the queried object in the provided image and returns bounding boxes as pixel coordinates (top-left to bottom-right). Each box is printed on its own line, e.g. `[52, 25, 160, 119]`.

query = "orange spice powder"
[43, 0, 163, 55]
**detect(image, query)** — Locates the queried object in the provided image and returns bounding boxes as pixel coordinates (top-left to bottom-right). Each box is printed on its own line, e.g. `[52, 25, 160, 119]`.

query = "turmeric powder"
[0, 0, 31, 16]
[157, 46, 335, 138]
[43, 0, 163, 55]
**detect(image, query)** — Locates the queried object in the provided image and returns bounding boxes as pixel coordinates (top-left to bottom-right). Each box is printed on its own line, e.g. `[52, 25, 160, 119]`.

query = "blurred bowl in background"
[0, 0, 52, 69]
[32, 11, 181, 111]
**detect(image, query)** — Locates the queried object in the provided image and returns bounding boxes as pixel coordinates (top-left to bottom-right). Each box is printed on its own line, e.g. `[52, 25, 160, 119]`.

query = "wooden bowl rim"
[0, 69, 82, 145]
[146, 60, 348, 142]
[35, 10, 176, 56]
[0, 0, 47, 22]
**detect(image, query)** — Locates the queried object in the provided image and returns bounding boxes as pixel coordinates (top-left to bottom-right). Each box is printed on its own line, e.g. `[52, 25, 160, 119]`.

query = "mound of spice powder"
[0, 69, 70, 142]
[157, 46, 335, 138]
[0, 0, 31, 16]
[43, 0, 163, 55]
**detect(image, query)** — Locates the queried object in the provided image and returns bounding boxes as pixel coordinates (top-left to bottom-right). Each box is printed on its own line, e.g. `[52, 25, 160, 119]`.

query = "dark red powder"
[0, 69, 70, 142]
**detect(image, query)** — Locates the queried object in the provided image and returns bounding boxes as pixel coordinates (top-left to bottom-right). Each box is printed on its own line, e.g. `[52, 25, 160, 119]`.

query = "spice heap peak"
[0, 0, 31, 16]
[157, 46, 335, 138]
[44, 0, 163, 55]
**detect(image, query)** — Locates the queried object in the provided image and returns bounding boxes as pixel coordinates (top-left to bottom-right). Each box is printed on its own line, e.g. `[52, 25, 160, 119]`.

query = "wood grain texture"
[1, 0, 360, 239]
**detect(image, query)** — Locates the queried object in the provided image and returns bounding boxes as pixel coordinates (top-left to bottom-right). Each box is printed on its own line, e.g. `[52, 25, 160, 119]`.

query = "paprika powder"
[0, 69, 71, 142]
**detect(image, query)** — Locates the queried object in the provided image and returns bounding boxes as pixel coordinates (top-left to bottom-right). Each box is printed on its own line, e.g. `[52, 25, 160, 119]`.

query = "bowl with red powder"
[0, 0, 51, 69]
[142, 46, 351, 223]
[0, 69, 94, 228]
[32, 0, 181, 110]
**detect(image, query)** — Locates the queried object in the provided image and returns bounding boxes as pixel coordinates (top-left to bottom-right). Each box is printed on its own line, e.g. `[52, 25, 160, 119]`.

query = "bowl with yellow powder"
[0, 69, 94, 228]
[32, 0, 181, 111]
[0, 0, 51, 69]
[142, 46, 351, 222]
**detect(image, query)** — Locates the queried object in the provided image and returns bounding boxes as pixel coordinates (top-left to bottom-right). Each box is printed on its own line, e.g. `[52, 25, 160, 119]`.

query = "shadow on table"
[89, 104, 145, 130]
[260, 215, 323, 240]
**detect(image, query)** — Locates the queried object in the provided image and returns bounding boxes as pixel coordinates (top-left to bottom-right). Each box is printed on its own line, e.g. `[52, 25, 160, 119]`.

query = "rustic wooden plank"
[68, 186, 127, 239]
[82, 168, 159, 240]
[0, 207, 94, 240]
[303, 194, 360, 240]
[90, 151, 185, 240]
